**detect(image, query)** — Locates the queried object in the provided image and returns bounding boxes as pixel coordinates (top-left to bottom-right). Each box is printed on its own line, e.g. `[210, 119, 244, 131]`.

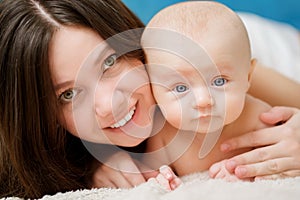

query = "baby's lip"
[197, 112, 213, 118]
[200, 114, 211, 117]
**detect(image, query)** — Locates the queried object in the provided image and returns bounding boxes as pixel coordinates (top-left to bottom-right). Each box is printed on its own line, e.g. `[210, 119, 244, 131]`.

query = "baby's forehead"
[146, 50, 220, 75]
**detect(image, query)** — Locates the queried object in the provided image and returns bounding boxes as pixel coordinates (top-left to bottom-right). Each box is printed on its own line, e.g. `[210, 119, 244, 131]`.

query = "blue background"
[122, 0, 300, 29]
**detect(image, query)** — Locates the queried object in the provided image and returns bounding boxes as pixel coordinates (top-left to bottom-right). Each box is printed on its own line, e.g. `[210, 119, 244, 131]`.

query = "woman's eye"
[59, 89, 79, 103]
[173, 85, 188, 93]
[212, 77, 227, 87]
[103, 53, 117, 71]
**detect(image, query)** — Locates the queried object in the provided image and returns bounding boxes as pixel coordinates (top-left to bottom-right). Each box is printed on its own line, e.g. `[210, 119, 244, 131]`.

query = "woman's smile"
[110, 107, 136, 128]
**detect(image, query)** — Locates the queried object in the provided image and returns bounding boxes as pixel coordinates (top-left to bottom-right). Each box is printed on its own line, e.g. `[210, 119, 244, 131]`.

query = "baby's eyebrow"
[216, 64, 234, 74]
[151, 71, 189, 85]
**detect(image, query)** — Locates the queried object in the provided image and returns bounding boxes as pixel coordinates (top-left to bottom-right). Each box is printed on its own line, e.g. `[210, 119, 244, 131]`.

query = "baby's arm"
[249, 63, 300, 108]
[149, 165, 182, 191]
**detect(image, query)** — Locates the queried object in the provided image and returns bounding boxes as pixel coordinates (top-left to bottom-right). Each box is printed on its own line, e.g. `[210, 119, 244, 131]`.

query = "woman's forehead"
[49, 26, 106, 84]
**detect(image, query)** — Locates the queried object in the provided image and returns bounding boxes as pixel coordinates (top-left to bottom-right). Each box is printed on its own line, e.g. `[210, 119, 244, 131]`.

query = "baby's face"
[146, 30, 251, 133]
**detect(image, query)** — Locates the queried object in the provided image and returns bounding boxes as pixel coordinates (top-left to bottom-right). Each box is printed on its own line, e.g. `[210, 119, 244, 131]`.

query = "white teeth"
[110, 108, 135, 128]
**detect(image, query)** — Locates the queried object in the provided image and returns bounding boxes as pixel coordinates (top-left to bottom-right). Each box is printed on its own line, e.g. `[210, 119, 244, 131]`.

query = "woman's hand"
[217, 106, 300, 180]
[91, 151, 158, 188]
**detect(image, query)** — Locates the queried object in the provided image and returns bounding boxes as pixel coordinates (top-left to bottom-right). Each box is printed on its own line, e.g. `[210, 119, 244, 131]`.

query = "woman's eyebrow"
[80, 43, 112, 71]
[54, 45, 112, 92]
[92, 45, 111, 67]
[54, 80, 74, 92]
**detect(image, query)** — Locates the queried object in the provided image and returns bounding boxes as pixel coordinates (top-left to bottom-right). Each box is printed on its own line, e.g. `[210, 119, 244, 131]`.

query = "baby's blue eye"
[59, 89, 78, 103]
[103, 53, 117, 71]
[212, 77, 227, 86]
[174, 85, 188, 93]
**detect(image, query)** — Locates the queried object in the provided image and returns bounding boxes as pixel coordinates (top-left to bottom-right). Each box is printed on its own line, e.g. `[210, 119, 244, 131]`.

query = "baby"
[141, 1, 271, 190]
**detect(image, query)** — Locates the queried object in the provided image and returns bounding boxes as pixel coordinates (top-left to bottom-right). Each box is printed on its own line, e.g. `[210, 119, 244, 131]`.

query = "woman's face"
[49, 26, 156, 147]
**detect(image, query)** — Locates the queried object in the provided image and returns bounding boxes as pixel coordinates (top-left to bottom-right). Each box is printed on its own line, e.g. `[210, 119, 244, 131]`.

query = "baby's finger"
[209, 161, 222, 178]
[170, 177, 182, 190]
[159, 165, 177, 181]
[156, 173, 172, 191]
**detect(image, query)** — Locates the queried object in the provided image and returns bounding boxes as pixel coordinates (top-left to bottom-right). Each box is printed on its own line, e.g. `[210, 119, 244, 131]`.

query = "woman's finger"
[92, 165, 132, 188]
[233, 157, 300, 178]
[221, 106, 300, 153]
[92, 172, 118, 188]
[95, 181, 117, 189]
[260, 106, 296, 125]
[115, 156, 147, 187]
[110, 172, 134, 188]
[121, 170, 146, 187]
[225, 141, 297, 172]
[135, 159, 159, 180]
[220, 127, 280, 153]
[255, 170, 300, 180]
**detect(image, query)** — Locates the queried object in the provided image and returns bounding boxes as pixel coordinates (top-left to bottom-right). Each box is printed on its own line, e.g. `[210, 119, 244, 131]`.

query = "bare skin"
[142, 1, 273, 189]
[91, 2, 300, 189]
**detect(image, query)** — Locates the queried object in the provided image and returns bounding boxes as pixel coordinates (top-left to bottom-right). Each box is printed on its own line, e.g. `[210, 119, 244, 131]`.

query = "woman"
[0, 0, 148, 198]
[0, 0, 299, 198]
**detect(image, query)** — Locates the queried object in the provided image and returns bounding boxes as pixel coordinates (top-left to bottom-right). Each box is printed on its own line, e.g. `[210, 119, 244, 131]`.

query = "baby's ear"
[248, 58, 257, 82]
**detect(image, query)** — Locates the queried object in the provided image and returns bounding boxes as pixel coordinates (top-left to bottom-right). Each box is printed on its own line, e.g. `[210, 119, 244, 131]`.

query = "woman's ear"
[248, 58, 257, 82]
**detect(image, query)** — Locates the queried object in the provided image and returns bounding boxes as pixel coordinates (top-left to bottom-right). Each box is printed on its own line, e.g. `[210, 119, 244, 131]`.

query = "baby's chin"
[175, 119, 225, 134]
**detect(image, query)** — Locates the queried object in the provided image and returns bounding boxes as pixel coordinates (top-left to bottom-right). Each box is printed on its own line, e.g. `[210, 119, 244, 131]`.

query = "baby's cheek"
[159, 102, 183, 129]
[224, 95, 245, 124]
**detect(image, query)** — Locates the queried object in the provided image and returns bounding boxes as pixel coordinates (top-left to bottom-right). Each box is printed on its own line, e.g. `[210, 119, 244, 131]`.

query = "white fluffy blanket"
[5, 172, 300, 200]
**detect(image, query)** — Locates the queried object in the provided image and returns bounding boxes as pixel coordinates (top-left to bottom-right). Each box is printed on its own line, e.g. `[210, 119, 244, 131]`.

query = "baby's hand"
[209, 160, 251, 182]
[148, 165, 182, 191]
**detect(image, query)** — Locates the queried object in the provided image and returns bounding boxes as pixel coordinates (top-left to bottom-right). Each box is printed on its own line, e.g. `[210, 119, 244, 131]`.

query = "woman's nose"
[192, 87, 214, 109]
[94, 86, 126, 118]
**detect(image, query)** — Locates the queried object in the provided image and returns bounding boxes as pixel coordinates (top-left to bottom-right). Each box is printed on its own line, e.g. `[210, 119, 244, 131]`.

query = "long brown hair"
[0, 0, 144, 198]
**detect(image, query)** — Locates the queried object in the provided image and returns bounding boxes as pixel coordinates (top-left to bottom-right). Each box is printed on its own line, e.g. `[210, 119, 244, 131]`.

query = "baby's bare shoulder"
[240, 94, 272, 129]
[245, 95, 271, 116]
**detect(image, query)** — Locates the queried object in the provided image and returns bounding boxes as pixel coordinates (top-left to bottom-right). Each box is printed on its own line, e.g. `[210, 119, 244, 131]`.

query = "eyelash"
[173, 84, 189, 93]
[58, 88, 81, 104]
[211, 77, 228, 87]
[57, 53, 119, 104]
[102, 53, 118, 73]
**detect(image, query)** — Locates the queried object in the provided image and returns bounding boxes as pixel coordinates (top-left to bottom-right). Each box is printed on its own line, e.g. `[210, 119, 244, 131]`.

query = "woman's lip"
[110, 107, 136, 128]
[102, 104, 138, 130]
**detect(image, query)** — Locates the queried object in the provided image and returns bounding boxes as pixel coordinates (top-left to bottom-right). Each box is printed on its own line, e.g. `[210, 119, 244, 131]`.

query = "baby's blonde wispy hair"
[145, 1, 251, 58]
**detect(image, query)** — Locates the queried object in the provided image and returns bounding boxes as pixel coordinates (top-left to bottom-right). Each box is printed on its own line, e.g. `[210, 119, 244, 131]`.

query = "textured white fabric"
[239, 12, 300, 83]
[4, 172, 300, 200]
